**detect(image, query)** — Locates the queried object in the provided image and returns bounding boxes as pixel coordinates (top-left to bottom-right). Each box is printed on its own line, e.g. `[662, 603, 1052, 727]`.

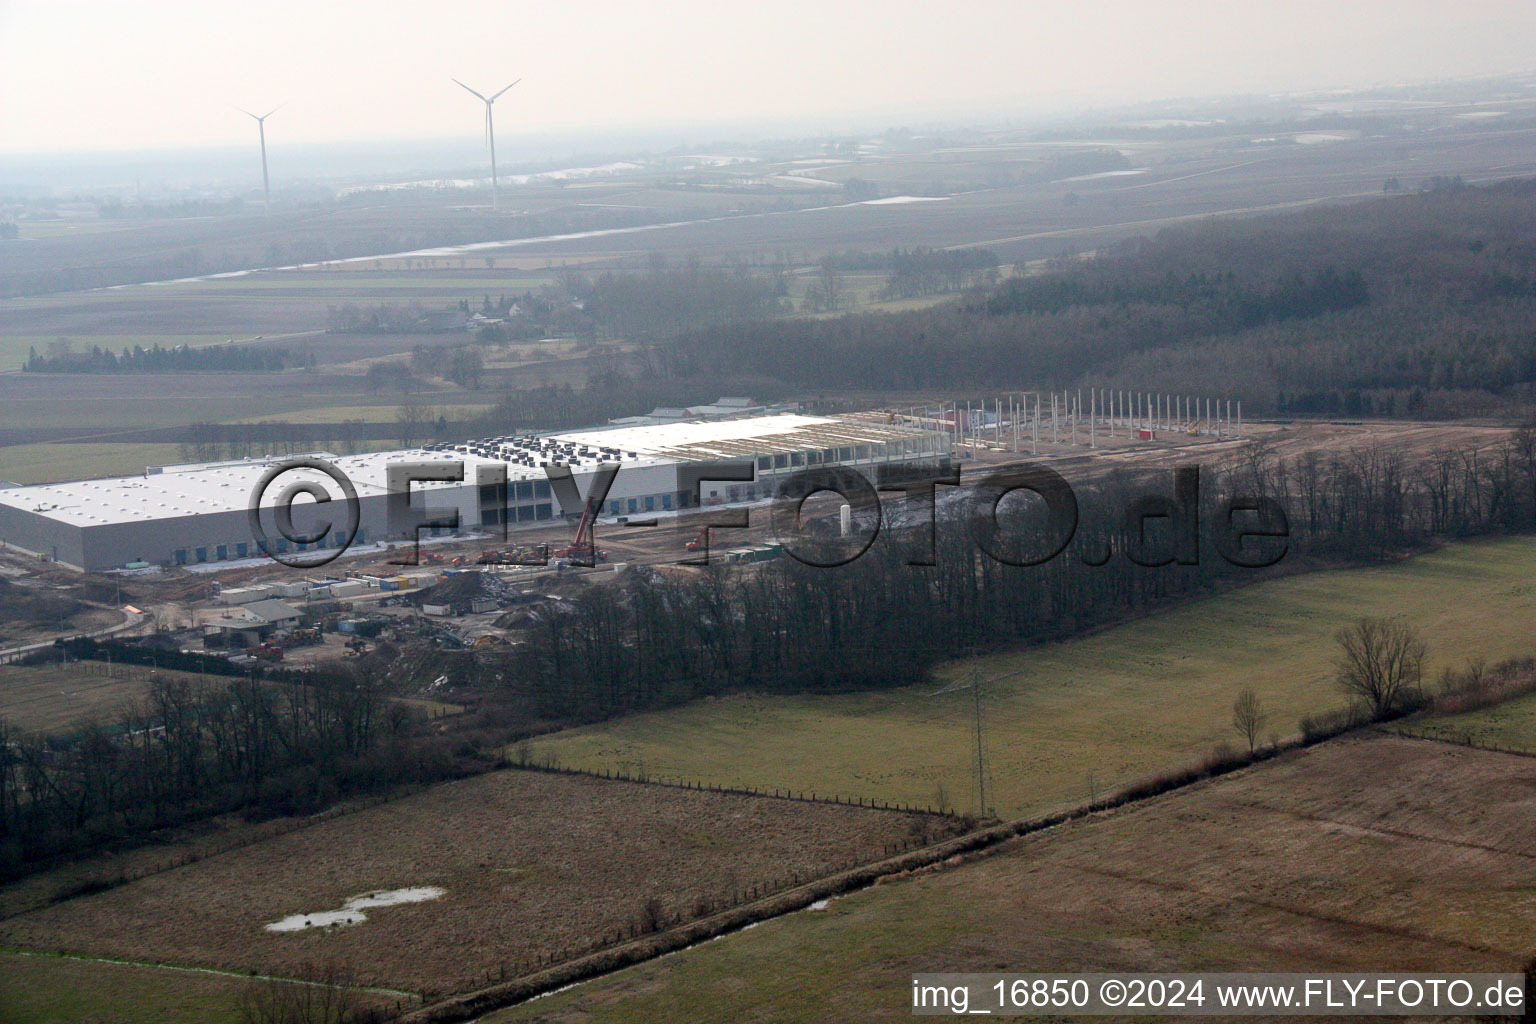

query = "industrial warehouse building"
[0, 414, 952, 572]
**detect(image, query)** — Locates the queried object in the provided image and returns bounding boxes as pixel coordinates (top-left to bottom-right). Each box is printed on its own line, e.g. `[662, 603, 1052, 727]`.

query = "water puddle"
[264, 886, 445, 933]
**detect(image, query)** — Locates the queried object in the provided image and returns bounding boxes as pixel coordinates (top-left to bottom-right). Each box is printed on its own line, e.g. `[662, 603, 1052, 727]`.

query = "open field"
[7, 111, 1536, 343]
[0, 372, 376, 432]
[0, 951, 261, 1024]
[489, 734, 1536, 1023]
[460, 122, 1536, 267]
[160, 271, 557, 292]
[231, 402, 496, 425]
[0, 663, 238, 735]
[0, 769, 958, 994]
[1402, 689, 1536, 753]
[0, 656, 466, 737]
[0, 442, 186, 484]
[530, 537, 1536, 818]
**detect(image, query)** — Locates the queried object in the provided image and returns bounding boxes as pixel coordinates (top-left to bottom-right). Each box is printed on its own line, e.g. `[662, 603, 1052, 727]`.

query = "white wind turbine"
[238, 104, 282, 215]
[452, 78, 520, 210]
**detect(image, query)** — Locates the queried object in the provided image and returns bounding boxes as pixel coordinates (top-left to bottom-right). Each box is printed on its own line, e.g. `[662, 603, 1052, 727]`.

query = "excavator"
[553, 495, 607, 563]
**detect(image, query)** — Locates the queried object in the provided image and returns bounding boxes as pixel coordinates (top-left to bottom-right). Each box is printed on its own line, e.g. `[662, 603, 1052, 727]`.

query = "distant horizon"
[5, 0, 1536, 159]
[7, 63, 1536, 161]
[6, 65, 1536, 195]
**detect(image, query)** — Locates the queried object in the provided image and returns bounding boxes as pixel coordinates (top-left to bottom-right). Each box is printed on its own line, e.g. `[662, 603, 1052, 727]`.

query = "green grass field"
[0, 951, 402, 1024]
[1402, 689, 1536, 752]
[0, 437, 412, 484]
[0, 443, 186, 484]
[529, 538, 1536, 818]
[0, 952, 249, 1024]
[231, 402, 494, 425]
[12, 220, 143, 240]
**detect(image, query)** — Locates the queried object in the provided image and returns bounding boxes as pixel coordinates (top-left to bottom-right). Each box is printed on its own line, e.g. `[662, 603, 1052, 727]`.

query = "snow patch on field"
[1059, 168, 1149, 183]
[265, 887, 445, 933]
[859, 195, 950, 205]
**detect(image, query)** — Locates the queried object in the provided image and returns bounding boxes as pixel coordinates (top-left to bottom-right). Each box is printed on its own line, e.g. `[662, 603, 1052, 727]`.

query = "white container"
[218, 586, 271, 606]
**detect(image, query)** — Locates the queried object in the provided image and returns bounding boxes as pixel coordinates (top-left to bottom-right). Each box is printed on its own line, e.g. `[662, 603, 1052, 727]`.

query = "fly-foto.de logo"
[246, 457, 1288, 571]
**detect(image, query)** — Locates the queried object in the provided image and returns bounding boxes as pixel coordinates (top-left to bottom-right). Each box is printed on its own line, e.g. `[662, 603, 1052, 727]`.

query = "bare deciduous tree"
[1334, 616, 1427, 717]
[238, 961, 368, 1024]
[1231, 688, 1265, 753]
[395, 400, 429, 447]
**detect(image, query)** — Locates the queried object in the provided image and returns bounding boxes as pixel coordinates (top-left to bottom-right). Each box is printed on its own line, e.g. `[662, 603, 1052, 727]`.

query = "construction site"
[0, 393, 1260, 670]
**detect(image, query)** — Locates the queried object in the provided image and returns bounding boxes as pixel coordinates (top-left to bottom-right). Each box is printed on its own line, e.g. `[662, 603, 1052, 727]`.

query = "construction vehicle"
[684, 528, 709, 552]
[253, 643, 285, 662]
[553, 496, 607, 563]
[477, 544, 548, 565]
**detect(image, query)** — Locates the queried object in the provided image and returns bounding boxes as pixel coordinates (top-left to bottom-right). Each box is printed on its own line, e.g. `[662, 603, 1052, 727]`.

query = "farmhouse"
[0, 413, 952, 571]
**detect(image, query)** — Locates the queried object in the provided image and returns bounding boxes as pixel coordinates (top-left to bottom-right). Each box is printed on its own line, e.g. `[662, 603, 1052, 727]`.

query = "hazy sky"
[3, 0, 1535, 154]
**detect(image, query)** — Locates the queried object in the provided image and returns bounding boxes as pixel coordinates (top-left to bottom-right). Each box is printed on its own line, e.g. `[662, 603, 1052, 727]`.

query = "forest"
[656, 179, 1536, 419]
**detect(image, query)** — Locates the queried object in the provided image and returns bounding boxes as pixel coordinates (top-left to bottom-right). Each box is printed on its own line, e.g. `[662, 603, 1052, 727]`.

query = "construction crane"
[553, 494, 607, 563]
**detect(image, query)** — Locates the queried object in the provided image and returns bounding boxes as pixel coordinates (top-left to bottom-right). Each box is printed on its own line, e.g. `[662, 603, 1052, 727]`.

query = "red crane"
[553, 494, 607, 562]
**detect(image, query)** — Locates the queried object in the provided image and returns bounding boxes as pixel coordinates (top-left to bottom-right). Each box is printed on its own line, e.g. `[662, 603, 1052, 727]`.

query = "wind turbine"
[238, 105, 282, 215]
[452, 78, 520, 210]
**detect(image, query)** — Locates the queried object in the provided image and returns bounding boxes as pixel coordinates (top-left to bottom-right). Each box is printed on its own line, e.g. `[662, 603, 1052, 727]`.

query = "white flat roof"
[0, 448, 663, 529]
[555, 413, 943, 461]
[0, 414, 946, 530]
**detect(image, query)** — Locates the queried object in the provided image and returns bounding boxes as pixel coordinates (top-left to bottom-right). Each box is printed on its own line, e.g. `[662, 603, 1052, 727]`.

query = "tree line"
[484, 429, 1536, 722]
[0, 666, 481, 878]
[24, 342, 303, 374]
